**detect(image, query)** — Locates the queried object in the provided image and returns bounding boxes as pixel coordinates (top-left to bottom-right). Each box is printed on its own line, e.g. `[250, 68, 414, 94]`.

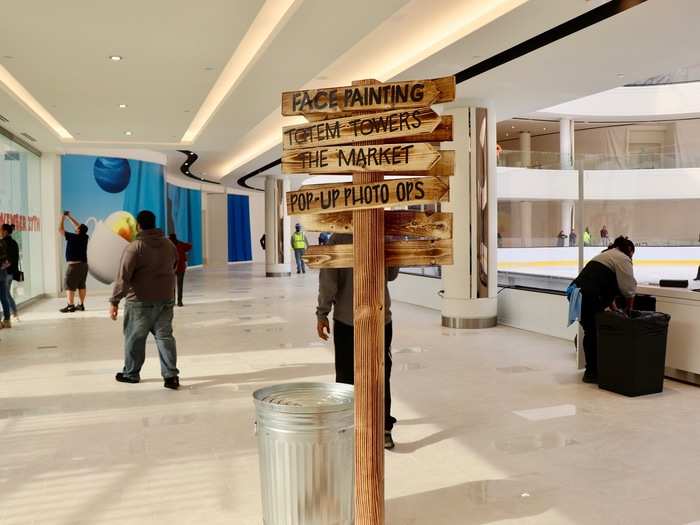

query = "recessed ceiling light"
[118, 104, 127, 109]
[543, 127, 547, 131]
[124, 130, 132, 136]
[505, 133, 509, 137]
[2, 55, 14, 59]
[511, 125, 515, 129]
[616, 73, 625, 78]
[109, 55, 123, 61]
[204, 66, 215, 71]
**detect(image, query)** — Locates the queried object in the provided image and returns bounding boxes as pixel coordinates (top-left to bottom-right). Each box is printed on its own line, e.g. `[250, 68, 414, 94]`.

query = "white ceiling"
[5, 0, 700, 188]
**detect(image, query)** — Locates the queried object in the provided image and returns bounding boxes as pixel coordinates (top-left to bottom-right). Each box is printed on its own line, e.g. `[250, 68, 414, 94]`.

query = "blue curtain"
[123, 161, 165, 229]
[227, 194, 252, 262]
[166, 184, 203, 266]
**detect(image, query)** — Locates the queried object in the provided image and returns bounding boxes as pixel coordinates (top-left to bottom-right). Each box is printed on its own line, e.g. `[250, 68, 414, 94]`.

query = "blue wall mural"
[61, 154, 165, 284]
[227, 194, 252, 262]
[166, 183, 203, 266]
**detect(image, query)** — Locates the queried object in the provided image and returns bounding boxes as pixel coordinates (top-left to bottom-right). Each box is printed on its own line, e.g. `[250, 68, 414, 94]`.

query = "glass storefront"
[0, 131, 43, 304]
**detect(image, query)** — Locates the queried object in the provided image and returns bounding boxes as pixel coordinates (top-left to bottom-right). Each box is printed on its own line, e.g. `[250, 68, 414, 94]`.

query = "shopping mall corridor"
[1, 265, 700, 525]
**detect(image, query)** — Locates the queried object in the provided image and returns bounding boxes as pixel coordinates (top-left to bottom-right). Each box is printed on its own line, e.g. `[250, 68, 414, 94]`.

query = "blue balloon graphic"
[93, 157, 131, 193]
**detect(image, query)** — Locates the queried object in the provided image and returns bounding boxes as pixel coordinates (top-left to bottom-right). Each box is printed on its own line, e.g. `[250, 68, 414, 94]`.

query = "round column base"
[266, 271, 292, 278]
[441, 316, 497, 329]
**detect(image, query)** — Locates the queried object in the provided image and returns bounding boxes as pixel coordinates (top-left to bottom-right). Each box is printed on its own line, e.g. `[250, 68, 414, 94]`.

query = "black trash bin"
[596, 311, 671, 397]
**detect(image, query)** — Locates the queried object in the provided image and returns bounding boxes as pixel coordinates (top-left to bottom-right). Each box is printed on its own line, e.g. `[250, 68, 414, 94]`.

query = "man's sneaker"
[384, 431, 395, 450]
[76, 304, 85, 311]
[60, 305, 76, 313]
[1, 319, 10, 329]
[582, 371, 598, 384]
[164, 376, 180, 390]
[115, 372, 139, 384]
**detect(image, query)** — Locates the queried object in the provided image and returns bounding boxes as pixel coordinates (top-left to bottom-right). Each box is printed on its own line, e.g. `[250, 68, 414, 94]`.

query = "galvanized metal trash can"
[253, 382, 354, 525]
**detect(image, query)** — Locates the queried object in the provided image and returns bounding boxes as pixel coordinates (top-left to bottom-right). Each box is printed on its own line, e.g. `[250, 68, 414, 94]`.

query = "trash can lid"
[253, 382, 354, 414]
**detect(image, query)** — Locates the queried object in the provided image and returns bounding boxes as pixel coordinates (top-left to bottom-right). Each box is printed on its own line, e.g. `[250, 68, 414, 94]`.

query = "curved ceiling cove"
[177, 150, 219, 185]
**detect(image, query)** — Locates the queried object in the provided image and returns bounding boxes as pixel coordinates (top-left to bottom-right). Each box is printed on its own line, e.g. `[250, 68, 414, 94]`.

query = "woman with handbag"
[0, 224, 19, 325]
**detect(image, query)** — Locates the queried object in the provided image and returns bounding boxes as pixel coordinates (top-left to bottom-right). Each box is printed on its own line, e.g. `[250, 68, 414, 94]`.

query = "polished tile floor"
[2, 264, 700, 524]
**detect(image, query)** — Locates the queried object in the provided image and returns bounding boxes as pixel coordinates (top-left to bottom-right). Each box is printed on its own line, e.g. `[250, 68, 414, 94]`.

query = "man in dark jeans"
[58, 211, 89, 312]
[109, 211, 180, 389]
[316, 234, 399, 449]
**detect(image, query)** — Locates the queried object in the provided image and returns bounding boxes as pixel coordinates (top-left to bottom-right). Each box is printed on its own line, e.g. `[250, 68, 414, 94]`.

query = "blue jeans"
[4, 272, 16, 314]
[0, 270, 10, 321]
[294, 249, 306, 273]
[122, 301, 179, 380]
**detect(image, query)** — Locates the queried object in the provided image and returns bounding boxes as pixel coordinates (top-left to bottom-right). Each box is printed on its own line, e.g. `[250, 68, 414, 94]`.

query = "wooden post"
[353, 79, 385, 525]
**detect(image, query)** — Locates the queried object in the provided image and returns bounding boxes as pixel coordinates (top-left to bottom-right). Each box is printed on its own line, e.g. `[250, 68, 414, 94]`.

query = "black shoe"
[164, 376, 180, 390]
[384, 431, 395, 450]
[297, 271, 301, 274]
[177, 303, 184, 307]
[115, 372, 139, 384]
[76, 304, 85, 311]
[582, 371, 598, 384]
[60, 305, 76, 313]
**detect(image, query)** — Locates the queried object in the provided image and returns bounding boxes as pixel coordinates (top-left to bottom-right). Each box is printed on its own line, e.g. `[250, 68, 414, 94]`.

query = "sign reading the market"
[282, 143, 443, 174]
[287, 177, 449, 215]
[282, 107, 448, 150]
[281, 76, 455, 116]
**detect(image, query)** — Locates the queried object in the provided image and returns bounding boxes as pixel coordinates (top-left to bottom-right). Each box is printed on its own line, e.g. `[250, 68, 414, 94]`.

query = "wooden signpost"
[281, 75, 455, 525]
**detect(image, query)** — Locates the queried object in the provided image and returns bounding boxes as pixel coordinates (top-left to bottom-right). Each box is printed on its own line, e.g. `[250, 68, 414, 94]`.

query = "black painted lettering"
[380, 183, 389, 203]
[360, 119, 373, 136]
[332, 188, 340, 207]
[399, 112, 409, 131]
[344, 89, 353, 107]
[320, 189, 332, 209]
[314, 91, 328, 110]
[402, 145, 414, 163]
[349, 119, 361, 136]
[343, 187, 351, 206]
[289, 193, 299, 211]
[285, 128, 296, 146]
[329, 90, 338, 110]
[369, 86, 381, 105]
[410, 83, 424, 102]
[351, 89, 363, 106]
[355, 148, 367, 167]
[367, 147, 378, 167]
[405, 182, 414, 200]
[396, 181, 406, 201]
[381, 147, 391, 165]
[320, 149, 328, 168]
[292, 93, 302, 112]
[411, 109, 422, 129]
[415, 180, 425, 199]
[395, 84, 408, 103]
[363, 185, 373, 203]
[301, 92, 312, 111]
[338, 148, 355, 167]
[327, 121, 340, 139]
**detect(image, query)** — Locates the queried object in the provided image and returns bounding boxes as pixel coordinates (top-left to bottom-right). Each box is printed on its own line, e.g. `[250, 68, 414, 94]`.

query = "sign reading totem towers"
[281, 76, 455, 525]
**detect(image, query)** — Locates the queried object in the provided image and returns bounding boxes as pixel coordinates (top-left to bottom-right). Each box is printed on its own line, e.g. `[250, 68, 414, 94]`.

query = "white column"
[40, 153, 62, 296]
[264, 175, 291, 277]
[560, 200, 574, 237]
[560, 117, 574, 169]
[519, 131, 531, 167]
[520, 201, 532, 247]
[440, 105, 497, 328]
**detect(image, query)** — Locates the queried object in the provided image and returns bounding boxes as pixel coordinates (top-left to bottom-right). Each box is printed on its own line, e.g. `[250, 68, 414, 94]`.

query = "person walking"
[0, 236, 11, 329]
[58, 211, 89, 312]
[318, 232, 330, 246]
[567, 236, 637, 384]
[110, 210, 180, 390]
[0, 224, 19, 322]
[291, 223, 309, 274]
[316, 233, 400, 449]
[169, 234, 192, 307]
[569, 228, 577, 247]
[600, 225, 609, 246]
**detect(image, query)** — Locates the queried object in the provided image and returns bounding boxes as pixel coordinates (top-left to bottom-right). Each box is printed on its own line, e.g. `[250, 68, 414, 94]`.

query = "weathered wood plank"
[382, 115, 453, 144]
[282, 107, 444, 150]
[282, 143, 441, 174]
[303, 239, 454, 268]
[298, 211, 453, 239]
[282, 76, 455, 116]
[287, 176, 449, 215]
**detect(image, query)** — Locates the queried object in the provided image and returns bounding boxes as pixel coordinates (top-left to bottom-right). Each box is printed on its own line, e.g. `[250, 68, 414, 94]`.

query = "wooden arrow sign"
[302, 239, 453, 268]
[287, 176, 449, 215]
[299, 211, 453, 239]
[282, 76, 455, 116]
[282, 107, 447, 150]
[282, 143, 441, 174]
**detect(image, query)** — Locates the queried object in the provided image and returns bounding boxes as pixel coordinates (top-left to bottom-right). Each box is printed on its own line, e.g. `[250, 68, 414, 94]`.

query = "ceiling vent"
[0, 113, 8, 123]
[20, 132, 37, 142]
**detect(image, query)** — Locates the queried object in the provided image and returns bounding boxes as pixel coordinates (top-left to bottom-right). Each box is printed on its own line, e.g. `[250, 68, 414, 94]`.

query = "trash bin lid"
[253, 382, 354, 414]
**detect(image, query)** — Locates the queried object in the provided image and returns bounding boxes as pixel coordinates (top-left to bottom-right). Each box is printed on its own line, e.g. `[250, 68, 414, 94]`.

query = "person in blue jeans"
[291, 223, 309, 274]
[109, 210, 180, 389]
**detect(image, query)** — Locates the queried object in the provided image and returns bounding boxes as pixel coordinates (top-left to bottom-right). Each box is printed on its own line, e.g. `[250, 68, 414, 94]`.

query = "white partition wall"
[205, 193, 229, 268]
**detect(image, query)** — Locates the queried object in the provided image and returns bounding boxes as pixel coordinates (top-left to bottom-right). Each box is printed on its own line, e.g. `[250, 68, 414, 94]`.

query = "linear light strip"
[181, 0, 301, 143]
[219, 0, 526, 178]
[0, 64, 73, 141]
